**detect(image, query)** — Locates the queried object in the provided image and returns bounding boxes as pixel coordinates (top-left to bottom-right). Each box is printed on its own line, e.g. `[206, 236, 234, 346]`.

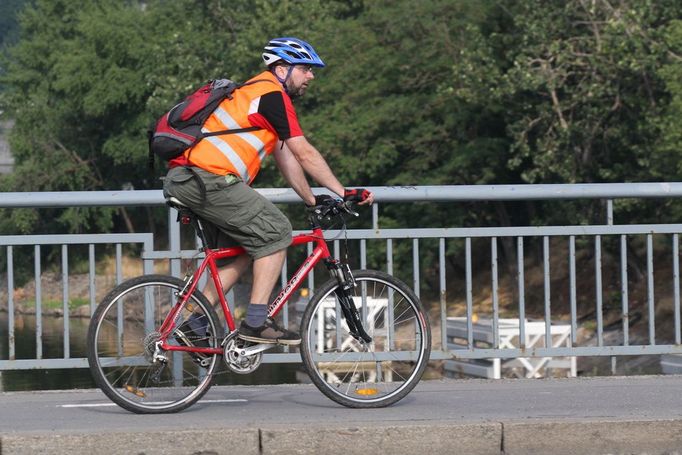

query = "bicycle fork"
[326, 260, 373, 344]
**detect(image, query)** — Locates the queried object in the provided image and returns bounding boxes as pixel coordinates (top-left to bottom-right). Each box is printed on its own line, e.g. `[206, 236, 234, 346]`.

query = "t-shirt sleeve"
[247, 91, 303, 140]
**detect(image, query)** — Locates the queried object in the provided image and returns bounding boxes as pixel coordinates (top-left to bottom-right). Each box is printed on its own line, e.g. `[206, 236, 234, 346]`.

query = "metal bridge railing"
[0, 233, 153, 370]
[2, 183, 682, 375]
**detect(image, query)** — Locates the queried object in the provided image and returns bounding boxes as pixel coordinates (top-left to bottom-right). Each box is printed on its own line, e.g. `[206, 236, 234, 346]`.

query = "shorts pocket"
[163, 168, 197, 200]
[225, 197, 265, 229]
[166, 172, 195, 184]
[241, 204, 291, 245]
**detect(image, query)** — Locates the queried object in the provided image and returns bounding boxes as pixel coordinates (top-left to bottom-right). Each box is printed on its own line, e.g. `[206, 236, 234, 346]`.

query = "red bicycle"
[86, 197, 431, 413]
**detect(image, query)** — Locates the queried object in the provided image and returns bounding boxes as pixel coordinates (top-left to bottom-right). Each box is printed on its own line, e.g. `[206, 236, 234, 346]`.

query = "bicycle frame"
[157, 226, 334, 356]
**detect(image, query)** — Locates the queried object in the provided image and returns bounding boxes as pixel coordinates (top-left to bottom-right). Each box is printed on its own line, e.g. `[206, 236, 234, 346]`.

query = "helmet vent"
[262, 37, 325, 68]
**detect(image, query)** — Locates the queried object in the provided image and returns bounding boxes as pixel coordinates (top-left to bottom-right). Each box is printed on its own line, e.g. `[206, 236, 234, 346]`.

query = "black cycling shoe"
[238, 318, 301, 346]
[174, 317, 211, 364]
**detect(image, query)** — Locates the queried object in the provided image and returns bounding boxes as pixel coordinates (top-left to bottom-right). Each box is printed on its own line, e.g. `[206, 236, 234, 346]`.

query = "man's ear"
[273, 65, 287, 79]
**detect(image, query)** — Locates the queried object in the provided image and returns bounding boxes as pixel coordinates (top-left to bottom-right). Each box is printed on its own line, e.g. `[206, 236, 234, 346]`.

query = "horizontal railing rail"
[0, 233, 154, 370]
[2, 184, 682, 379]
[3, 182, 682, 207]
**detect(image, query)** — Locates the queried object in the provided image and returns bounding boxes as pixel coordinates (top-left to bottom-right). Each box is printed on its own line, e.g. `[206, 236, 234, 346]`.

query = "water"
[0, 313, 303, 392]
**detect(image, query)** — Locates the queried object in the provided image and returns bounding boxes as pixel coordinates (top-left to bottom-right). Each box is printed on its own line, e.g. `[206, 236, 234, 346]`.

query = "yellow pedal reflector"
[125, 384, 146, 398]
[186, 303, 194, 312]
[355, 387, 379, 396]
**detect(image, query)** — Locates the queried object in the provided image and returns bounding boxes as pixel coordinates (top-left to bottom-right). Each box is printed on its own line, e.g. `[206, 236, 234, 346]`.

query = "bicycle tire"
[300, 269, 431, 408]
[86, 275, 222, 414]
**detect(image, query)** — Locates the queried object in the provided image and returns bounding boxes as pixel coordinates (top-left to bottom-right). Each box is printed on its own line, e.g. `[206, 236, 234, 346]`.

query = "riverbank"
[0, 271, 116, 317]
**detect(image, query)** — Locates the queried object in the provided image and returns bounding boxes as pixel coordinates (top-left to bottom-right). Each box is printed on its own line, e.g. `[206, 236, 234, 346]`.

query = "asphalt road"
[2, 376, 682, 454]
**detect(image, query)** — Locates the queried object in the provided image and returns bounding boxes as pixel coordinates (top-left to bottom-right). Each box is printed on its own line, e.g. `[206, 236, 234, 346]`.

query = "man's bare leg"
[201, 254, 251, 305]
[239, 248, 299, 344]
[250, 248, 287, 305]
[241, 248, 287, 329]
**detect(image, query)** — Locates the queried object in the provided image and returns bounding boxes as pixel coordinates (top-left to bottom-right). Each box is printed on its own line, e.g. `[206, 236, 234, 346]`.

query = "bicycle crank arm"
[238, 343, 277, 357]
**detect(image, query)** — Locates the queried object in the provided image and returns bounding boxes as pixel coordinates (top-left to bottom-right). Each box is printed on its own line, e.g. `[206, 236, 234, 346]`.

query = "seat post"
[192, 217, 210, 251]
[166, 196, 210, 251]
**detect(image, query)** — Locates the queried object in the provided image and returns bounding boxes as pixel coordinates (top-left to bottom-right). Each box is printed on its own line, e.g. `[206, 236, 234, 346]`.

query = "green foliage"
[0, 0, 26, 62]
[449, 0, 682, 188]
[2, 0, 682, 298]
[22, 297, 89, 311]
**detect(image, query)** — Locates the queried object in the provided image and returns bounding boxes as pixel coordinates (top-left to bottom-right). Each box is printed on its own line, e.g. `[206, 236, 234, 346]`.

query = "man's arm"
[254, 91, 372, 205]
[283, 136, 345, 198]
[273, 140, 317, 206]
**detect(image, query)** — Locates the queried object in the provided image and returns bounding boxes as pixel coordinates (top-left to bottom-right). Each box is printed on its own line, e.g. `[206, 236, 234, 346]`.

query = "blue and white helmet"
[262, 37, 325, 68]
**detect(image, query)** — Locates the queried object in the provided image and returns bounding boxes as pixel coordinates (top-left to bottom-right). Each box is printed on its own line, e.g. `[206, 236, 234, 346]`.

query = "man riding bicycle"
[163, 37, 374, 346]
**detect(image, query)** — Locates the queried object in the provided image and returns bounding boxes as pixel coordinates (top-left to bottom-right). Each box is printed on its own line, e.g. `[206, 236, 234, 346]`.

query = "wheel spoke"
[301, 271, 431, 408]
[88, 276, 222, 413]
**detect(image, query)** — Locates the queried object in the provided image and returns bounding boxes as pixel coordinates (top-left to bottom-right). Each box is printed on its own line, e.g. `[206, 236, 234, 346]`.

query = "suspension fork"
[325, 259, 372, 343]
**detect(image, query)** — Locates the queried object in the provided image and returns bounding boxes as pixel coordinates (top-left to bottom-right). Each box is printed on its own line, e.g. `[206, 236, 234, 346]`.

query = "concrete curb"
[2, 419, 682, 454]
[259, 422, 501, 455]
[503, 419, 682, 455]
[0, 429, 260, 455]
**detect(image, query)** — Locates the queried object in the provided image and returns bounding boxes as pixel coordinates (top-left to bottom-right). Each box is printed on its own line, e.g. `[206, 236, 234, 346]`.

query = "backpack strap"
[150, 78, 280, 171]
[147, 129, 155, 170]
[199, 125, 261, 140]
[183, 165, 208, 203]
[185, 79, 279, 164]
[237, 78, 279, 89]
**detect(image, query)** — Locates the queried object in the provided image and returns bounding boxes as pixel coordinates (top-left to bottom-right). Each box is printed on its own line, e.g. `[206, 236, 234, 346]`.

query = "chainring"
[223, 335, 263, 374]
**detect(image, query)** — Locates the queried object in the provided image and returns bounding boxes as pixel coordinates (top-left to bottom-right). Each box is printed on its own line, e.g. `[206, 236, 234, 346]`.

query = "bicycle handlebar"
[307, 198, 358, 226]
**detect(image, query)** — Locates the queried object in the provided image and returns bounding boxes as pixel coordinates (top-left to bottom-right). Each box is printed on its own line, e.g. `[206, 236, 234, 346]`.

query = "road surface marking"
[58, 399, 247, 408]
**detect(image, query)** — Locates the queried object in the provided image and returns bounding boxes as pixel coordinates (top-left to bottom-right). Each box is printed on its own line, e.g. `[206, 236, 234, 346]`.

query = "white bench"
[444, 317, 577, 379]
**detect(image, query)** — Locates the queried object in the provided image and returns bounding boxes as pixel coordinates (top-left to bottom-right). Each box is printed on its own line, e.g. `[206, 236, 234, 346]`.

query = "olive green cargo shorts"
[163, 166, 292, 260]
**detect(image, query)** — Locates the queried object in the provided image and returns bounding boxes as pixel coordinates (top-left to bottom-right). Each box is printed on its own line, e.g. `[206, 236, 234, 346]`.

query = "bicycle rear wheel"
[87, 275, 222, 414]
[300, 270, 431, 408]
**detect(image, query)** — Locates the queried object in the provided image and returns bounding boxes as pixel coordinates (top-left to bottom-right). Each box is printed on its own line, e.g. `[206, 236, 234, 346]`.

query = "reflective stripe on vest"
[184, 72, 281, 183]
[200, 129, 251, 182]
[212, 107, 266, 153]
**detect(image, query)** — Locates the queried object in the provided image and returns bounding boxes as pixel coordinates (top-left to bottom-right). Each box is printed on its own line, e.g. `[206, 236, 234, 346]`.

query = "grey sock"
[245, 303, 268, 327]
[186, 312, 207, 336]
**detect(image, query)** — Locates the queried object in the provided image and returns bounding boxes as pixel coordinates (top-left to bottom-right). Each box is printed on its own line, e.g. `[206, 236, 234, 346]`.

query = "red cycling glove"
[344, 188, 371, 203]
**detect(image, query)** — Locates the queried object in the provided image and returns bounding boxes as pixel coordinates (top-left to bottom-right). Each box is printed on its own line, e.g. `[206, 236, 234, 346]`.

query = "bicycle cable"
[181, 250, 204, 281]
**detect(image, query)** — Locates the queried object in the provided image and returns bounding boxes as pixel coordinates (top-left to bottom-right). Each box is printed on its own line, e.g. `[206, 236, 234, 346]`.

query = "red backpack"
[148, 79, 266, 166]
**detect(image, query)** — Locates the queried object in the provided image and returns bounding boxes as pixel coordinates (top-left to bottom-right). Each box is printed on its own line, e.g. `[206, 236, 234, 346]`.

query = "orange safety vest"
[184, 71, 283, 184]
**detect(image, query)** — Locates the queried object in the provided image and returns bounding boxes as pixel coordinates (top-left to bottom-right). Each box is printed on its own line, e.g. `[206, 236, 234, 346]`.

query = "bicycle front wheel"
[87, 275, 222, 414]
[300, 270, 431, 408]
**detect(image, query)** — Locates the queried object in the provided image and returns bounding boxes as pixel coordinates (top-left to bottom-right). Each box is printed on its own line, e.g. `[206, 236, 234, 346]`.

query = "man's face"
[285, 65, 315, 98]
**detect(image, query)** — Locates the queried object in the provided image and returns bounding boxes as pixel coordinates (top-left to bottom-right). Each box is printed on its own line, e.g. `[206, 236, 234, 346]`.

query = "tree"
[2, 0, 682, 298]
[0, 0, 26, 52]
[0, 0, 358, 235]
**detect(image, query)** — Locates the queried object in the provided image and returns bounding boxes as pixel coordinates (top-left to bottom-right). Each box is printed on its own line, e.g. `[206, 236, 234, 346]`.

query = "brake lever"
[310, 199, 358, 222]
[339, 201, 359, 217]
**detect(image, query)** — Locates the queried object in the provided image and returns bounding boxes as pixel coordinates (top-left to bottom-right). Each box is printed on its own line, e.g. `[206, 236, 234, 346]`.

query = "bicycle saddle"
[165, 196, 190, 210]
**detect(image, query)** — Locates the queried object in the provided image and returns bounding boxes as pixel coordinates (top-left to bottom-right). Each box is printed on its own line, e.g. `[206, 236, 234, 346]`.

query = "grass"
[20, 297, 89, 311]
